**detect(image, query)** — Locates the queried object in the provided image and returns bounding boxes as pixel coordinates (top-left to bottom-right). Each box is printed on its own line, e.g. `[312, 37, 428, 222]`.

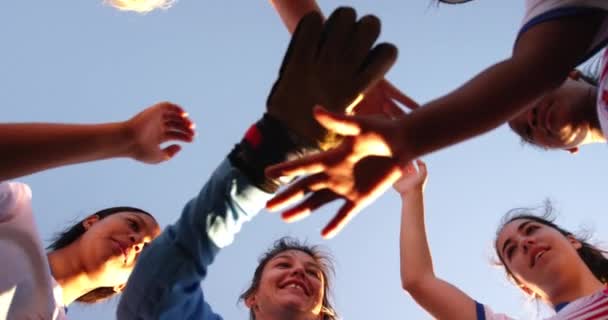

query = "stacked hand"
[124, 102, 195, 164]
[266, 106, 409, 238]
[393, 159, 427, 196]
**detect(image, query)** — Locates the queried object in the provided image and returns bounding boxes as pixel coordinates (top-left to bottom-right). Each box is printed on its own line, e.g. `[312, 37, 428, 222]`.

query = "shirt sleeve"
[0, 182, 32, 223]
[476, 302, 516, 320]
[117, 158, 273, 320]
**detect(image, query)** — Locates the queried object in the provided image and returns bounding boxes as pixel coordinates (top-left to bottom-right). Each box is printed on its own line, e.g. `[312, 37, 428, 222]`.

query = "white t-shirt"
[597, 48, 608, 139]
[520, 0, 608, 63]
[0, 182, 66, 320]
[480, 287, 608, 320]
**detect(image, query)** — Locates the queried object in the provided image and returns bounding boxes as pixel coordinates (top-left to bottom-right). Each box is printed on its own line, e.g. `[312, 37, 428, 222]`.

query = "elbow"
[401, 276, 426, 294]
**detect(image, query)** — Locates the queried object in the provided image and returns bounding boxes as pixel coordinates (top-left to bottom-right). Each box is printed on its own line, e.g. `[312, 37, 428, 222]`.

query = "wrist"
[400, 188, 423, 200]
[108, 121, 136, 159]
[229, 114, 318, 193]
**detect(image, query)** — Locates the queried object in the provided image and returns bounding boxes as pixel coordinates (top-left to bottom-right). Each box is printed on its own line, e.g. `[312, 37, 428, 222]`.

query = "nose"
[527, 108, 537, 129]
[290, 263, 306, 278]
[522, 238, 535, 253]
[129, 234, 145, 252]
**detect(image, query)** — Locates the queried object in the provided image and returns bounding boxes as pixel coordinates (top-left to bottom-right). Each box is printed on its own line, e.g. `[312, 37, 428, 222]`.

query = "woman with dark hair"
[118, 8, 397, 319]
[508, 55, 606, 154]
[0, 101, 195, 319]
[396, 160, 608, 319]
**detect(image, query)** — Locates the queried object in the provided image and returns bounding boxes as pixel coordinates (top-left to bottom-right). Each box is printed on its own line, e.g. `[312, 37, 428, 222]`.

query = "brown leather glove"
[266, 7, 398, 150]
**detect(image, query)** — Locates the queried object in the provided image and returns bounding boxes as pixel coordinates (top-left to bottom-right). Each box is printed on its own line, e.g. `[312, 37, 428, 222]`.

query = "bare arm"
[396, 160, 478, 320]
[269, 0, 322, 33]
[0, 102, 194, 181]
[396, 14, 603, 161]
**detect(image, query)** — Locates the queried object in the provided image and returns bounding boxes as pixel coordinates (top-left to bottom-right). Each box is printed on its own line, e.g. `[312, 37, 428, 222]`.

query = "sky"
[1, 0, 607, 319]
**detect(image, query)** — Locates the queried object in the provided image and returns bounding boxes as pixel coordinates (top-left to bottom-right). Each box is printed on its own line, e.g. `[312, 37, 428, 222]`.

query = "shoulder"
[0, 181, 33, 222]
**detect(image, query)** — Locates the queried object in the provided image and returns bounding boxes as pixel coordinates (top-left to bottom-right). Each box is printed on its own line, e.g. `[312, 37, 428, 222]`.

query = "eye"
[531, 108, 538, 127]
[525, 225, 538, 235]
[127, 219, 140, 232]
[307, 269, 321, 279]
[506, 245, 516, 260]
[276, 262, 290, 268]
[524, 126, 533, 142]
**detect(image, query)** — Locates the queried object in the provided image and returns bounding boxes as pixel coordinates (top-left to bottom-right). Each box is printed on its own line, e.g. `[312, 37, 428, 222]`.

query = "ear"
[565, 147, 579, 154]
[568, 70, 582, 80]
[566, 235, 583, 250]
[245, 293, 257, 309]
[113, 283, 126, 293]
[82, 215, 100, 230]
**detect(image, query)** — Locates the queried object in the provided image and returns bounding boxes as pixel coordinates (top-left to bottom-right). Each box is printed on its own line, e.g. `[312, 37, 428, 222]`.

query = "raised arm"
[0, 102, 194, 181]
[118, 9, 397, 319]
[266, 11, 604, 238]
[395, 160, 478, 320]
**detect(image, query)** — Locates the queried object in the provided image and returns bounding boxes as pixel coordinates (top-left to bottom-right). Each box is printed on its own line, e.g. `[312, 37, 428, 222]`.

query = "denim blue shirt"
[117, 159, 273, 319]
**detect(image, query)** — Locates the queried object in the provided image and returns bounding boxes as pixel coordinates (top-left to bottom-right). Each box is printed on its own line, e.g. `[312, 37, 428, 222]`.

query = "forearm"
[118, 158, 270, 319]
[398, 58, 562, 161]
[399, 191, 478, 320]
[0, 122, 131, 180]
[270, 0, 322, 33]
[399, 191, 434, 290]
[398, 15, 602, 161]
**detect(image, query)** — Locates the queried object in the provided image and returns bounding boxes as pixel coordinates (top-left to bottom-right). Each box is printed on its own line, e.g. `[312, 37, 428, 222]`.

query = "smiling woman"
[395, 160, 608, 320]
[46, 206, 160, 304]
[240, 238, 337, 320]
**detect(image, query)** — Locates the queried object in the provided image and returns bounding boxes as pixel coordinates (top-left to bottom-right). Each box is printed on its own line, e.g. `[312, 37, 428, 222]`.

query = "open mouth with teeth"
[281, 281, 309, 296]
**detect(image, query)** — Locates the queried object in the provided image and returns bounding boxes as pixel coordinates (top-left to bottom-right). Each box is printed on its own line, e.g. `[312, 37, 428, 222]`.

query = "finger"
[163, 130, 194, 143]
[381, 80, 420, 110]
[317, 7, 357, 63]
[266, 173, 329, 211]
[321, 201, 359, 239]
[164, 123, 196, 139]
[382, 99, 406, 119]
[164, 117, 194, 129]
[415, 159, 427, 176]
[314, 106, 362, 136]
[162, 144, 182, 160]
[354, 43, 398, 95]
[160, 102, 187, 116]
[344, 15, 381, 67]
[164, 110, 193, 121]
[282, 190, 339, 223]
[279, 11, 323, 74]
[265, 150, 333, 179]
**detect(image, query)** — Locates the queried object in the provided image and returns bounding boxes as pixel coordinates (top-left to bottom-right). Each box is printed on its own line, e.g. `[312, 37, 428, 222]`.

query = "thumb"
[162, 144, 182, 161]
[313, 105, 362, 136]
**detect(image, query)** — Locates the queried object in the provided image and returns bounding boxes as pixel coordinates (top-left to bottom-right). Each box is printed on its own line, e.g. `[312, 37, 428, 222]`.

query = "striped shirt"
[478, 287, 608, 320]
[519, 0, 608, 64]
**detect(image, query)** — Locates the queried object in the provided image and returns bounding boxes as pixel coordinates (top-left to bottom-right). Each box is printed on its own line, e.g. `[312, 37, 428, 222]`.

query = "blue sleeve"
[117, 158, 273, 320]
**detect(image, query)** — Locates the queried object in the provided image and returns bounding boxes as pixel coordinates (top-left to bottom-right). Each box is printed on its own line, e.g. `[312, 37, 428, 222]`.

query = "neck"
[544, 265, 604, 307]
[47, 243, 99, 305]
[256, 309, 320, 320]
[576, 86, 605, 145]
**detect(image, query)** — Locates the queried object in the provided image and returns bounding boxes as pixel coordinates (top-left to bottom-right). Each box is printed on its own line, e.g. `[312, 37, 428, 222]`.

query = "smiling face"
[496, 218, 583, 298]
[78, 211, 160, 289]
[246, 249, 325, 319]
[508, 77, 595, 151]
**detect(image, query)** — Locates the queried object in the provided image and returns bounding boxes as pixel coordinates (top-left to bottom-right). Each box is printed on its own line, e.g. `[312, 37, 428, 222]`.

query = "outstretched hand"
[353, 79, 419, 118]
[266, 106, 407, 238]
[125, 102, 195, 164]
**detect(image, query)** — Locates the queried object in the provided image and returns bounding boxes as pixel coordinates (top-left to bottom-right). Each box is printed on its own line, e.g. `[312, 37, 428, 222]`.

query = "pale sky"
[1, 1, 607, 319]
